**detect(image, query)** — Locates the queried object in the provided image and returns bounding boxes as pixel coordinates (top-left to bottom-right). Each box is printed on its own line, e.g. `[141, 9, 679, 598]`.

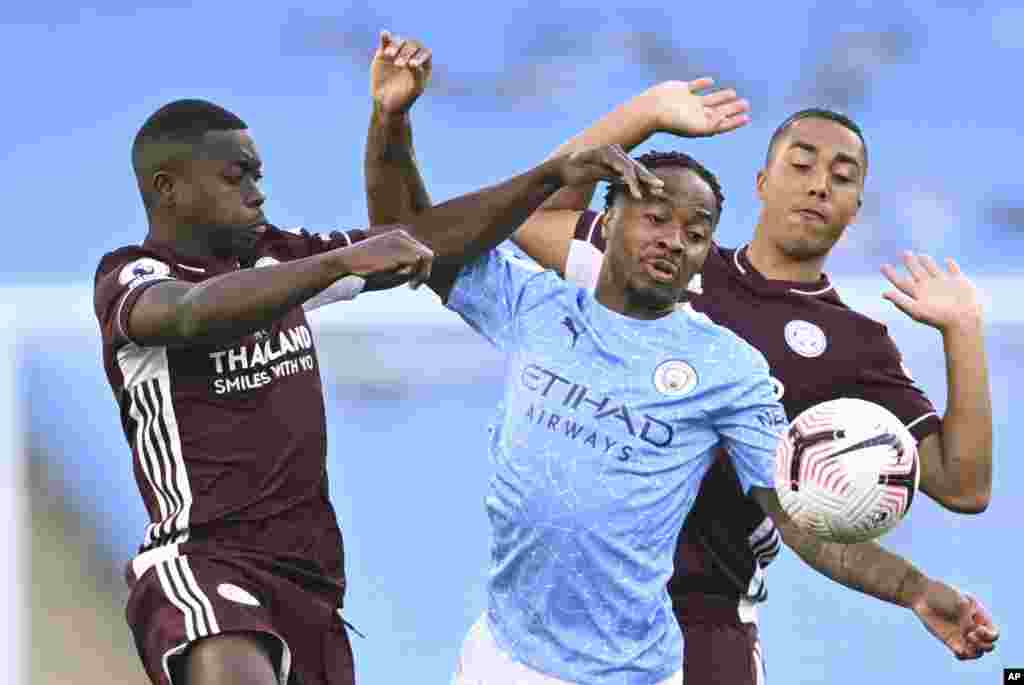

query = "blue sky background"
[7, 2, 1024, 684]
[2, 1, 1023, 283]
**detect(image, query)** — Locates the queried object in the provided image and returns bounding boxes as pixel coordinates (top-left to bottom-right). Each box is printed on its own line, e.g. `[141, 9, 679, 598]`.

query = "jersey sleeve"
[851, 330, 941, 442]
[446, 248, 561, 351]
[564, 210, 605, 290]
[93, 250, 178, 347]
[710, 346, 787, 494]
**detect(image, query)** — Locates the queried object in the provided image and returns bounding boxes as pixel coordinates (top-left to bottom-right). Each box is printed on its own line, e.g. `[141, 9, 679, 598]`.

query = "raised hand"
[335, 228, 434, 290]
[370, 30, 433, 115]
[556, 145, 665, 200]
[641, 79, 751, 138]
[881, 252, 984, 332]
[912, 580, 998, 660]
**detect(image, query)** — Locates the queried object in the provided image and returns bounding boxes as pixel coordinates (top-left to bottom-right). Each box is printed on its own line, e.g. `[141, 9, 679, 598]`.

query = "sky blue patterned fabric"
[447, 249, 784, 685]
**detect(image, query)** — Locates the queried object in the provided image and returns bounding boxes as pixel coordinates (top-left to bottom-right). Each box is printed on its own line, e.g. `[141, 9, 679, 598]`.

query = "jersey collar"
[730, 244, 836, 298]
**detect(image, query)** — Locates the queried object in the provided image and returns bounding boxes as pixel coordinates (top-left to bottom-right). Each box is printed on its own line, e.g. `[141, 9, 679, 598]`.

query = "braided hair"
[603, 150, 724, 220]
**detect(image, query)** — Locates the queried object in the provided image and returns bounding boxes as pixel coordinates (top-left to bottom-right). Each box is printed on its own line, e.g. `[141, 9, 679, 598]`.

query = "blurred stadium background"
[3, 1, 1021, 683]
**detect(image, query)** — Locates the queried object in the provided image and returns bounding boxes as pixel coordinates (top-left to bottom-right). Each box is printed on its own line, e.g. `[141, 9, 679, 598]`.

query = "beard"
[203, 222, 263, 265]
[625, 278, 685, 312]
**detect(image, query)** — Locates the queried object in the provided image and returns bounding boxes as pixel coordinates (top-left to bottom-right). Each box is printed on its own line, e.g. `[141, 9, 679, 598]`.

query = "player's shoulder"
[821, 281, 894, 342]
[94, 245, 175, 285]
[684, 303, 770, 372]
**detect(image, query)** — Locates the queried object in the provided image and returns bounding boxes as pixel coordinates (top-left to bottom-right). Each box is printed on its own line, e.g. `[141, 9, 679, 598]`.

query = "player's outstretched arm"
[361, 28, 643, 297]
[378, 144, 664, 299]
[513, 80, 752, 272]
[126, 229, 433, 347]
[882, 253, 993, 513]
[365, 30, 433, 226]
[751, 486, 999, 660]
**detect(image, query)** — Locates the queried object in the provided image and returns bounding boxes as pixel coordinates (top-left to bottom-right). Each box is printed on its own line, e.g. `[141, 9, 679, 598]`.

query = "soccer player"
[367, 33, 785, 685]
[364, 41, 998, 683]
[509, 85, 1000, 681]
[94, 97, 656, 685]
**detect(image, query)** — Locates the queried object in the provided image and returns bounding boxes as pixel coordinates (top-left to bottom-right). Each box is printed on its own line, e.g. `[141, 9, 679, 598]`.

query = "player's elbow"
[935, 486, 991, 515]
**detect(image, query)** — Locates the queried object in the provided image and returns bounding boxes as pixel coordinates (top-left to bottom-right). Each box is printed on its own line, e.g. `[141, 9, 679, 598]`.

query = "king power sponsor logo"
[520, 363, 675, 461]
[208, 324, 315, 395]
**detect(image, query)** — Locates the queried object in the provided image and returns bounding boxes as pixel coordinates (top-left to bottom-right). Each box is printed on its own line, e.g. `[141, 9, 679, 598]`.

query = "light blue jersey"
[447, 249, 785, 685]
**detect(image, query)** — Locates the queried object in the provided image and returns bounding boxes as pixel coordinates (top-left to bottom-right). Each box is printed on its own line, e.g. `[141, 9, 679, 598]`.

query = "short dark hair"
[603, 150, 725, 221]
[132, 99, 247, 206]
[765, 108, 868, 171]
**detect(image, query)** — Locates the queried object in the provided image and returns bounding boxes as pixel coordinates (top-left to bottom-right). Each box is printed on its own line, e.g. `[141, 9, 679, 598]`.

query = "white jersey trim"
[905, 411, 939, 434]
[118, 344, 193, 548]
[733, 245, 835, 296]
[565, 239, 604, 291]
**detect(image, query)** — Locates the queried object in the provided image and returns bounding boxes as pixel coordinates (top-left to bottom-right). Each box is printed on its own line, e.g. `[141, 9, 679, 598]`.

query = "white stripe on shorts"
[154, 555, 220, 641]
[752, 638, 766, 685]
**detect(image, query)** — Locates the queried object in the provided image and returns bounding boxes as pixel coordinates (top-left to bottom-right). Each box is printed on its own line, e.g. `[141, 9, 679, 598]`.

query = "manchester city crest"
[653, 359, 698, 396]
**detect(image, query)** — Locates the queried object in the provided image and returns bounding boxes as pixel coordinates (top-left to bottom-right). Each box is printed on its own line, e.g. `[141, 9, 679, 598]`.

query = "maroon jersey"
[93, 226, 364, 594]
[569, 210, 940, 604]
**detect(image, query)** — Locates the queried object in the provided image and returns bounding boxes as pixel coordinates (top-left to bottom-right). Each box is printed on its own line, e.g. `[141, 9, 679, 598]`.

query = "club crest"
[784, 320, 827, 358]
[653, 359, 698, 396]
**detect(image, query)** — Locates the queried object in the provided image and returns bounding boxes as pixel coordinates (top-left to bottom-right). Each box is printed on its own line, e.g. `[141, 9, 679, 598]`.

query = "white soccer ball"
[774, 398, 919, 544]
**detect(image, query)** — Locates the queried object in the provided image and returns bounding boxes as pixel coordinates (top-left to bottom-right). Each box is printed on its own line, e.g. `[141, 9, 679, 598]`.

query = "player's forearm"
[171, 252, 352, 342]
[534, 89, 663, 214]
[780, 520, 928, 608]
[365, 105, 433, 225]
[935, 318, 993, 510]
[553, 89, 662, 159]
[393, 158, 566, 263]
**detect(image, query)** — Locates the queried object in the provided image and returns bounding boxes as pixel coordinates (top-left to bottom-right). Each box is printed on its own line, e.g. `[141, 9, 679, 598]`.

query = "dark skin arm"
[365, 32, 433, 226]
[365, 146, 663, 301]
[127, 229, 433, 347]
[366, 106, 432, 224]
[362, 33, 663, 298]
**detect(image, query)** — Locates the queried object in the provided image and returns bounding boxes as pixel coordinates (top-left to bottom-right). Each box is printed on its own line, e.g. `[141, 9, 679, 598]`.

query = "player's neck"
[595, 280, 675, 321]
[147, 218, 224, 262]
[746, 232, 826, 283]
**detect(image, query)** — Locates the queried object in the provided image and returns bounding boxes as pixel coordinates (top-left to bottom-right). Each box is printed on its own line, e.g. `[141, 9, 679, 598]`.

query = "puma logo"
[562, 317, 581, 348]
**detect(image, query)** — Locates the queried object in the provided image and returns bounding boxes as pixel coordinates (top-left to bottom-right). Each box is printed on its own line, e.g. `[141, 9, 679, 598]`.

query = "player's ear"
[600, 210, 613, 242]
[850, 193, 863, 224]
[152, 171, 177, 209]
[755, 169, 768, 201]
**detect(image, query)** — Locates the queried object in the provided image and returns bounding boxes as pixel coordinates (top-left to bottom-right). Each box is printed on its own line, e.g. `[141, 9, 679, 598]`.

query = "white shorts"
[453, 614, 683, 685]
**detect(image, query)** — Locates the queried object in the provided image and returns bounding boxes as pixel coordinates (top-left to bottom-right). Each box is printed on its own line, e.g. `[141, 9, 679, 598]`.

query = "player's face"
[603, 167, 716, 311]
[172, 129, 267, 259]
[757, 118, 864, 260]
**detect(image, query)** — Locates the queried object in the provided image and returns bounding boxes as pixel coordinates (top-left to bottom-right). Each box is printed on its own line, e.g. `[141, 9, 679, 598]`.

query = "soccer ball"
[774, 398, 919, 544]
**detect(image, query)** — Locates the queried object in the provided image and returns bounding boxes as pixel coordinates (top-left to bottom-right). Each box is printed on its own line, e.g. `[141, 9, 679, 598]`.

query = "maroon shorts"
[124, 544, 354, 685]
[674, 593, 765, 685]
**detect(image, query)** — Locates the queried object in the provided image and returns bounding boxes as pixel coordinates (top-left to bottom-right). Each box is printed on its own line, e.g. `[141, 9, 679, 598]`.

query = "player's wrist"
[372, 101, 413, 126]
[939, 312, 984, 337]
[900, 568, 931, 610]
[633, 87, 671, 134]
